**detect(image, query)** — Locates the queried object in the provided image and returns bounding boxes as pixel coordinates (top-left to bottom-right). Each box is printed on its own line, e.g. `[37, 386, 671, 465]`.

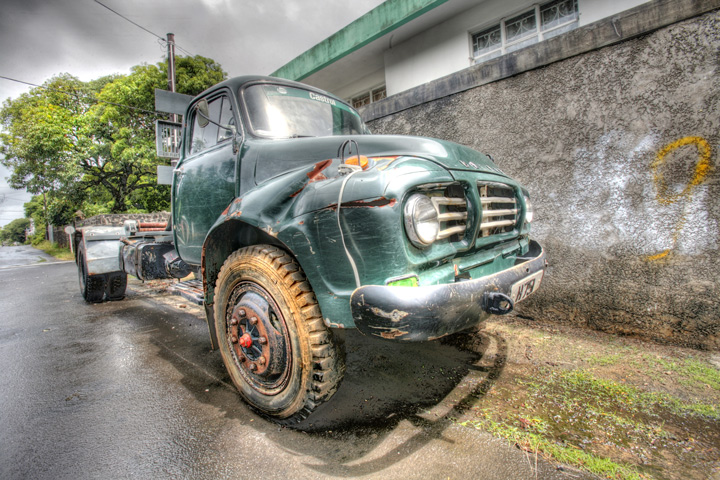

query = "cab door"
[173, 90, 240, 265]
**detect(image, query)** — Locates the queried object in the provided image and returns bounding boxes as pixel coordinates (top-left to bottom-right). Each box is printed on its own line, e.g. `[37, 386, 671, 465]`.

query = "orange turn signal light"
[345, 155, 370, 169]
[344, 155, 399, 170]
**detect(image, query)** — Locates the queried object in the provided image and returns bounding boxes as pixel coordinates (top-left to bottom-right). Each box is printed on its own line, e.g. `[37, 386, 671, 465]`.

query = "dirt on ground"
[447, 316, 720, 480]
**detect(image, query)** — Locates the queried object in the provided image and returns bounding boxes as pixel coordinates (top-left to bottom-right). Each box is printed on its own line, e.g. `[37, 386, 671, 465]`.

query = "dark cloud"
[0, 0, 385, 101]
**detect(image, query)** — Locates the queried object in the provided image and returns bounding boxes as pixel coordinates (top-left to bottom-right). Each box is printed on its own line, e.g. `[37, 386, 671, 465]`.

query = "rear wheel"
[214, 245, 345, 424]
[77, 243, 106, 303]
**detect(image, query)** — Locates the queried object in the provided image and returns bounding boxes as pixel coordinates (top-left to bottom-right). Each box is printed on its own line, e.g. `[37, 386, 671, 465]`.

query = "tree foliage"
[0, 56, 226, 226]
[0, 217, 31, 244]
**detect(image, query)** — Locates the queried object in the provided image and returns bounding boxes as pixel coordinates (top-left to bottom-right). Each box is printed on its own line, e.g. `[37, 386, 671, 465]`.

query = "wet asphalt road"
[0, 244, 59, 268]
[0, 247, 592, 479]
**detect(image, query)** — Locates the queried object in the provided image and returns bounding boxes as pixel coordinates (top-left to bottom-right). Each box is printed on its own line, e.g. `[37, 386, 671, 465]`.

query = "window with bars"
[471, 0, 578, 63]
[351, 85, 386, 109]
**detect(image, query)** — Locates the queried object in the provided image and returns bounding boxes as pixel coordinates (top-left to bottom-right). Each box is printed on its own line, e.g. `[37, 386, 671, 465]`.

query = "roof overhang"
[271, 0, 484, 96]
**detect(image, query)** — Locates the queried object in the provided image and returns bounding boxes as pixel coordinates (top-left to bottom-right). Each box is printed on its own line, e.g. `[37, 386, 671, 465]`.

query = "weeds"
[654, 357, 720, 391]
[460, 412, 644, 480]
[34, 241, 74, 261]
[460, 326, 720, 479]
[589, 353, 623, 366]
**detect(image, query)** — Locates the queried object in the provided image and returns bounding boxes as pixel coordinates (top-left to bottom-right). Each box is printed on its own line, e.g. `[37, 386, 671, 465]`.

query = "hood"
[252, 135, 506, 184]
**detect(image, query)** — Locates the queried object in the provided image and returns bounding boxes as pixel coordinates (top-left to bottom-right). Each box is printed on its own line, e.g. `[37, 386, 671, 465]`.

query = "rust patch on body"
[222, 197, 243, 216]
[369, 307, 409, 322]
[291, 160, 333, 197]
[344, 197, 396, 208]
[326, 196, 397, 211]
[262, 225, 277, 237]
[308, 159, 332, 181]
[377, 328, 409, 340]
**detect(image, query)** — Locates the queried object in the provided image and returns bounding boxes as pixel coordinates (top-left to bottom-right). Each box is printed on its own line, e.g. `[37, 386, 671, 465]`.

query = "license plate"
[511, 270, 544, 304]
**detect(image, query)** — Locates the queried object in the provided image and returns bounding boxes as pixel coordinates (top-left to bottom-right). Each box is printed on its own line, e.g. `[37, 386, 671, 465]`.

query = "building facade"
[273, 0, 652, 107]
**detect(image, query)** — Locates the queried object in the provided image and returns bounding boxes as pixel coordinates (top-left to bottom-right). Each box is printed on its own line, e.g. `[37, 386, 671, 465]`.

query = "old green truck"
[71, 76, 546, 424]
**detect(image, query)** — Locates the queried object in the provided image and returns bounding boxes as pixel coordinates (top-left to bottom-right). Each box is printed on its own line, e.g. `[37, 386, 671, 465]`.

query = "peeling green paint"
[271, 0, 448, 81]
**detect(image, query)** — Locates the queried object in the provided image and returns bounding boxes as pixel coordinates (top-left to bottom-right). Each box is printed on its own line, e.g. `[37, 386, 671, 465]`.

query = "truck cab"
[73, 76, 546, 424]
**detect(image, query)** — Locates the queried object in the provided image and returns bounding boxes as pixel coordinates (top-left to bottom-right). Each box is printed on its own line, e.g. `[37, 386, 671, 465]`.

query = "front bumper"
[350, 240, 546, 341]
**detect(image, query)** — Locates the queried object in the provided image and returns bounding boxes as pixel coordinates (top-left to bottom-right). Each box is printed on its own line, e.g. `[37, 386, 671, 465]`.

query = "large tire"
[214, 245, 345, 424]
[77, 243, 106, 303]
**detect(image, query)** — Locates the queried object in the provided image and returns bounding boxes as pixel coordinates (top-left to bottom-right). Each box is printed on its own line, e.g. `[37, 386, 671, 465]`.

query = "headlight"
[524, 195, 534, 223]
[404, 194, 439, 248]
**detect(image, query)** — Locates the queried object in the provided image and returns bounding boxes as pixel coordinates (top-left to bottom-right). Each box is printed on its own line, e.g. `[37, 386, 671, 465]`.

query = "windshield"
[243, 84, 368, 138]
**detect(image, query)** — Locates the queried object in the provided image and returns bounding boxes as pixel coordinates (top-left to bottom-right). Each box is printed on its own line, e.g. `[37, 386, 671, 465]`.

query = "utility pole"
[166, 32, 177, 122]
[166, 33, 179, 163]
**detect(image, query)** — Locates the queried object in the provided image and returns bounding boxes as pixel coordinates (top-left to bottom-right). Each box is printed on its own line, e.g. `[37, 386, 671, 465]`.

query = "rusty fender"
[350, 240, 546, 341]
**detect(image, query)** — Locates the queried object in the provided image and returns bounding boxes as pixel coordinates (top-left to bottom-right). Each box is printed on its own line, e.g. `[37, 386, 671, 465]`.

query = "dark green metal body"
[172, 76, 544, 340]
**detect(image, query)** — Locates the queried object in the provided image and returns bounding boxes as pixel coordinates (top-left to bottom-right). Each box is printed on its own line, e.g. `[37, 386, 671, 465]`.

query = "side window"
[189, 96, 222, 155]
[217, 97, 235, 143]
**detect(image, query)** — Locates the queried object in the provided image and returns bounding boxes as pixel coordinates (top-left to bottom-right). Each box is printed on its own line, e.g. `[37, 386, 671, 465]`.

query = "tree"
[79, 56, 226, 213]
[0, 74, 90, 234]
[0, 56, 226, 221]
[0, 217, 31, 244]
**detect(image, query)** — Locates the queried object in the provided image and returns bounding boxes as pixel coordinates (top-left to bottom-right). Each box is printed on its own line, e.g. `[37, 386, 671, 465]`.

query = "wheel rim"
[225, 282, 292, 395]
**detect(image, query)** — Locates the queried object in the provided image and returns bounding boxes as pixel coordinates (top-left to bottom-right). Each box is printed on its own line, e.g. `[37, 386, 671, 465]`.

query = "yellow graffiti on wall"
[647, 136, 713, 261]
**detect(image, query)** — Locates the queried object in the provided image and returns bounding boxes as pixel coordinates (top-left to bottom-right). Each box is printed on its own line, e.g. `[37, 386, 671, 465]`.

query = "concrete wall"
[367, 8, 720, 349]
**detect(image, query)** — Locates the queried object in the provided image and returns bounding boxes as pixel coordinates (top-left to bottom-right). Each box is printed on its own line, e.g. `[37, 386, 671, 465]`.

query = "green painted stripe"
[272, 0, 448, 81]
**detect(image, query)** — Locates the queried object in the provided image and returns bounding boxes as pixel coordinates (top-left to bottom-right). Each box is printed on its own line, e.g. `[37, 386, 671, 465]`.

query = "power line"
[0, 75, 159, 115]
[94, 0, 164, 41]
[94, 0, 195, 56]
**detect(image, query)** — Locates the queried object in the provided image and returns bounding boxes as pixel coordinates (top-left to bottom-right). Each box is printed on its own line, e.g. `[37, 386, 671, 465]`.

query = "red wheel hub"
[238, 333, 252, 348]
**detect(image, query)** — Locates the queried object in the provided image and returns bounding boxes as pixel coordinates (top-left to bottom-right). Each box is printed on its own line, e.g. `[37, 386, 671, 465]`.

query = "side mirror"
[195, 99, 210, 128]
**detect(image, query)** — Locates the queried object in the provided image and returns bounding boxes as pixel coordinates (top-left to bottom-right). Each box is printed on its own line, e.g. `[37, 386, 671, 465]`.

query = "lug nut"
[249, 363, 257, 371]
[238, 308, 246, 317]
[230, 335, 238, 343]
[250, 316, 258, 325]
[257, 356, 266, 366]
[230, 317, 238, 326]
[259, 336, 267, 345]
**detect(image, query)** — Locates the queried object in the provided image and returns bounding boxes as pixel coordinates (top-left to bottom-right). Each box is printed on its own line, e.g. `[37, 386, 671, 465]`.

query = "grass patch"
[460, 415, 644, 480]
[654, 357, 720, 391]
[34, 240, 74, 261]
[462, 366, 720, 479]
[589, 353, 624, 366]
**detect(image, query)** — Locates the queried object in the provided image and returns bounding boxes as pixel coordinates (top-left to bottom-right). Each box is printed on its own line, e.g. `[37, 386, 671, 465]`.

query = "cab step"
[168, 279, 203, 305]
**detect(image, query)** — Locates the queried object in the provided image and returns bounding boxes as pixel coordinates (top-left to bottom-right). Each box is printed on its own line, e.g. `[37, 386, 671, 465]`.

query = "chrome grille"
[423, 183, 467, 241]
[478, 182, 518, 237]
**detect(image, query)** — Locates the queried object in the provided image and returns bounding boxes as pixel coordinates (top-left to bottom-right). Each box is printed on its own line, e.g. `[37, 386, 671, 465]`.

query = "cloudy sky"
[0, 0, 385, 226]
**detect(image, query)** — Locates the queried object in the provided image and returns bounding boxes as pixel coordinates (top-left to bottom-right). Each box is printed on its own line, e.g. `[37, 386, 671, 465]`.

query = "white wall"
[384, 0, 530, 95]
[333, 68, 386, 101]
[383, 0, 653, 96]
[578, 0, 651, 26]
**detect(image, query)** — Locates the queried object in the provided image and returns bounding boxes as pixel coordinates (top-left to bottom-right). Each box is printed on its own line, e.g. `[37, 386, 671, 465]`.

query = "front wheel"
[214, 245, 345, 424]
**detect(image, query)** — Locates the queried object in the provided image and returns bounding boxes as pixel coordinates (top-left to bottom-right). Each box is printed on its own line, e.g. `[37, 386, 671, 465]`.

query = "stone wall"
[77, 212, 170, 228]
[367, 10, 720, 349]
